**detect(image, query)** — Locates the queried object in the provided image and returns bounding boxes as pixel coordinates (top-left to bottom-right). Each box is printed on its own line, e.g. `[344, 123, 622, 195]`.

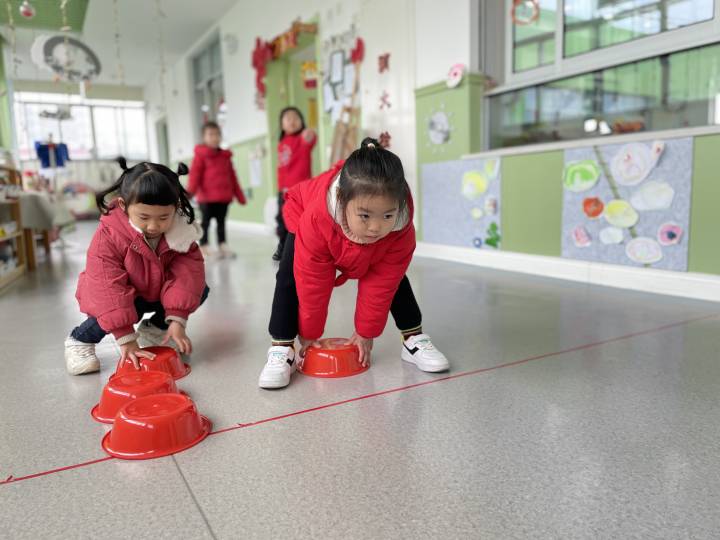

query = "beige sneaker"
[219, 243, 236, 259]
[64, 337, 101, 375]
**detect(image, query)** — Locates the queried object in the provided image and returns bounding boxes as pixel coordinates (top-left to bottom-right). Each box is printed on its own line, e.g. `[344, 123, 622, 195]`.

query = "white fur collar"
[128, 212, 202, 253]
[165, 212, 203, 252]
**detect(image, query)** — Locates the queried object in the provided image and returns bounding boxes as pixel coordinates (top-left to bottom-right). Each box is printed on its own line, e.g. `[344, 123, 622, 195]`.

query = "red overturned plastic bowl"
[102, 393, 211, 460]
[92, 371, 182, 424]
[114, 346, 190, 380]
[299, 338, 368, 378]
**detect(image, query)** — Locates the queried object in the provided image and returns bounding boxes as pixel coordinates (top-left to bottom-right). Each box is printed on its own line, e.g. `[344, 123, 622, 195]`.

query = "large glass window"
[513, 0, 558, 72]
[13, 93, 148, 161]
[192, 38, 225, 133]
[564, 0, 715, 56]
[489, 41, 720, 148]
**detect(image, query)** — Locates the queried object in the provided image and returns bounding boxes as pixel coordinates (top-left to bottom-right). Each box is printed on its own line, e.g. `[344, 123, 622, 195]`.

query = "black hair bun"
[361, 137, 380, 150]
[116, 156, 128, 170]
[177, 162, 189, 176]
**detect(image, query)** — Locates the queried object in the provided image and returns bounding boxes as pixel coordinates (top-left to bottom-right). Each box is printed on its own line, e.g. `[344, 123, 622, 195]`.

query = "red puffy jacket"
[187, 144, 246, 204]
[283, 161, 416, 340]
[75, 206, 206, 339]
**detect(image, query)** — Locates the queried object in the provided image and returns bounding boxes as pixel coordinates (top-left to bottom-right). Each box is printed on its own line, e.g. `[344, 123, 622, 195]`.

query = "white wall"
[414, 0, 477, 88]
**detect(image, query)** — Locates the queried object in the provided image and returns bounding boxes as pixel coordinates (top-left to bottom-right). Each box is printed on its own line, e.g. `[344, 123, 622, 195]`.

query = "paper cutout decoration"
[630, 181, 675, 211]
[461, 171, 488, 200]
[484, 158, 500, 179]
[658, 222, 683, 246]
[428, 110, 451, 145]
[446, 63, 466, 89]
[471, 207, 484, 220]
[485, 222, 501, 248]
[610, 141, 664, 186]
[573, 226, 591, 248]
[379, 90, 391, 110]
[604, 200, 639, 228]
[484, 197, 498, 216]
[582, 197, 604, 219]
[626, 237, 663, 264]
[378, 131, 391, 148]
[350, 37, 365, 64]
[564, 160, 600, 192]
[599, 227, 624, 245]
[378, 53, 390, 73]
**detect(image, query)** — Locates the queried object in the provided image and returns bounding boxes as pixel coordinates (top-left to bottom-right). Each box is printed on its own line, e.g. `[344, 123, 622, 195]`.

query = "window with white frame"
[487, 0, 720, 148]
[192, 38, 226, 134]
[13, 92, 149, 161]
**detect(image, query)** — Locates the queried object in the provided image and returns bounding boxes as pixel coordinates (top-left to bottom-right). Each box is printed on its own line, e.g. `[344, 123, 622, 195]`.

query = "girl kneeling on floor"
[259, 138, 449, 389]
[65, 159, 209, 375]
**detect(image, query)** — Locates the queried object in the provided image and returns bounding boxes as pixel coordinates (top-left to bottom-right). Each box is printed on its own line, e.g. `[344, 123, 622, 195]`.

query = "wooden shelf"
[0, 264, 26, 290]
[0, 231, 22, 242]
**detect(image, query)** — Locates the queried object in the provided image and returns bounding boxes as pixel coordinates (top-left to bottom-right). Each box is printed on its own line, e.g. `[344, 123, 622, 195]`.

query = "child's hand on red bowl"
[345, 332, 373, 366]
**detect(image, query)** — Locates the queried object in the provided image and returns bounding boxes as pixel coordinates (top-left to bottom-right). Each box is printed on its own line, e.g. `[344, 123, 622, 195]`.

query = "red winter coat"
[188, 144, 246, 204]
[75, 206, 206, 340]
[283, 161, 416, 340]
[277, 132, 316, 191]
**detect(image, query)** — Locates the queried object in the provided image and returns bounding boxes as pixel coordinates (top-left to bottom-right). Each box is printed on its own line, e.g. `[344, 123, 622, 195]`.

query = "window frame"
[494, 0, 720, 95]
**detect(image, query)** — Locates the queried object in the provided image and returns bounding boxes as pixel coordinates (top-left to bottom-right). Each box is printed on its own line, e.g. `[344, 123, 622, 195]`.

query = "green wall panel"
[501, 151, 564, 257]
[688, 134, 720, 274]
[227, 135, 273, 224]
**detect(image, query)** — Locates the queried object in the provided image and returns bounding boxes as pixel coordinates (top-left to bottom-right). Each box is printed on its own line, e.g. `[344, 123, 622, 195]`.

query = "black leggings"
[275, 192, 288, 252]
[200, 202, 229, 246]
[268, 233, 422, 340]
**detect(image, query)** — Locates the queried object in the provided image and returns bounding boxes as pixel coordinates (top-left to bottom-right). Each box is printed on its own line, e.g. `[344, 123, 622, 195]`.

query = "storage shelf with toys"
[0, 166, 27, 291]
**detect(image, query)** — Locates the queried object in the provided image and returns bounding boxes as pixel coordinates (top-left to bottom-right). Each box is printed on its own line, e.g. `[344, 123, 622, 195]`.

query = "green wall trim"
[227, 135, 273, 224]
[0, 45, 12, 149]
[501, 151, 564, 256]
[414, 72, 486, 99]
[688, 134, 720, 274]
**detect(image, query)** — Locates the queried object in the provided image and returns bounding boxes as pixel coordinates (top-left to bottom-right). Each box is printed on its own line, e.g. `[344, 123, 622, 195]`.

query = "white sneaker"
[137, 320, 174, 349]
[401, 334, 449, 373]
[64, 337, 101, 375]
[258, 346, 296, 389]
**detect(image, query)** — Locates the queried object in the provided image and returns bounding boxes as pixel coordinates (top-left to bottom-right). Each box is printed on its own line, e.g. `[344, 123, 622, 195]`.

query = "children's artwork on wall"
[422, 157, 502, 249]
[248, 143, 266, 189]
[378, 53, 390, 73]
[561, 137, 693, 271]
[424, 103, 453, 154]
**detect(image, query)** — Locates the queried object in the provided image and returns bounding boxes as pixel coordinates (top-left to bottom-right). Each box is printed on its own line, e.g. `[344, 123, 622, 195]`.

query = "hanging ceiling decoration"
[19, 0, 35, 19]
[4, 0, 19, 78]
[30, 34, 101, 82]
[112, 0, 125, 85]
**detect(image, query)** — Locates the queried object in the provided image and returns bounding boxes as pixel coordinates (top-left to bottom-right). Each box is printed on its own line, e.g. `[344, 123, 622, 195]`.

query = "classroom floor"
[2, 222, 720, 539]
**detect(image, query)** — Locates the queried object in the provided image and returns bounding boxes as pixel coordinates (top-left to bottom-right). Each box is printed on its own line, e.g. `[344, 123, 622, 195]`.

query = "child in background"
[64, 159, 208, 375]
[188, 121, 246, 259]
[259, 138, 449, 389]
[274, 106, 316, 261]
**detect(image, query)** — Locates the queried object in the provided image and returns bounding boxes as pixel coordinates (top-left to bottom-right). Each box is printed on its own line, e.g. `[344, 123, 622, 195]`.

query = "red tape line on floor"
[1, 314, 713, 487]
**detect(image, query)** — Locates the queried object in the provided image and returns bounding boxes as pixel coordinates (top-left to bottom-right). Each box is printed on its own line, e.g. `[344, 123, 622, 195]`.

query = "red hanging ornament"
[251, 37, 273, 100]
[378, 53, 390, 73]
[350, 37, 365, 64]
[19, 1, 35, 19]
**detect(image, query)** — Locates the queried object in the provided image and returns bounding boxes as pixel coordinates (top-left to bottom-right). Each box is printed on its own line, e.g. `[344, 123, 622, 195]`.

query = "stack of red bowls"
[92, 346, 211, 460]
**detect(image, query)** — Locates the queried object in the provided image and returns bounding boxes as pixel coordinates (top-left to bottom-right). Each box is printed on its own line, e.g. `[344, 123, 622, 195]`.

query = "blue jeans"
[71, 285, 210, 344]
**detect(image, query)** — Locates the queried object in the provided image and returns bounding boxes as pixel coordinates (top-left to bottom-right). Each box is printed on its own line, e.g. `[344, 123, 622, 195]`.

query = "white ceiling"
[4, 0, 238, 87]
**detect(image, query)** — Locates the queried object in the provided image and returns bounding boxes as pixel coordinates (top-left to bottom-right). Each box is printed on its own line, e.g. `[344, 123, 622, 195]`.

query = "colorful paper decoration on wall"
[378, 53, 390, 73]
[511, 0, 540, 25]
[446, 64, 465, 89]
[301, 61, 318, 89]
[422, 156, 502, 250]
[378, 131, 391, 148]
[379, 90, 391, 110]
[561, 137, 693, 271]
[425, 104, 453, 154]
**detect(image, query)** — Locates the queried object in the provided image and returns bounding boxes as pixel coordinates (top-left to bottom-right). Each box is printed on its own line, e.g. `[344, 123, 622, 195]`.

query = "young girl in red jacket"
[273, 107, 316, 261]
[188, 121, 246, 259]
[259, 138, 449, 389]
[64, 159, 209, 375]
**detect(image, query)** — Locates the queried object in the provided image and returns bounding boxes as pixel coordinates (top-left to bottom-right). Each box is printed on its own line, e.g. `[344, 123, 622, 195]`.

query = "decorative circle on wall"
[511, 0, 540, 25]
[428, 111, 451, 145]
[41, 35, 102, 82]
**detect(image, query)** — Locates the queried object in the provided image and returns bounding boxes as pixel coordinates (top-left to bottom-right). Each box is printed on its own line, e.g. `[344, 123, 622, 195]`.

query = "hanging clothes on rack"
[34, 141, 70, 168]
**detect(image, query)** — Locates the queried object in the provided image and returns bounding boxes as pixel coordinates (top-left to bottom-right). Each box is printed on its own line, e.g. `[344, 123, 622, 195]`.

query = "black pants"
[268, 233, 422, 340]
[200, 202, 229, 246]
[275, 192, 288, 252]
[71, 286, 210, 344]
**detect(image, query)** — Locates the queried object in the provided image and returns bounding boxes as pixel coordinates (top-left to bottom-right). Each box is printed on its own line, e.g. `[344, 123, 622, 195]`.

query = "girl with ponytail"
[259, 138, 449, 389]
[65, 158, 209, 375]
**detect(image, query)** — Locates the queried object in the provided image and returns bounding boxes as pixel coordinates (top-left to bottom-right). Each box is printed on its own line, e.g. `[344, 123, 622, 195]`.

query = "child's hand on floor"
[345, 332, 373, 366]
[120, 340, 156, 369]
[164, 321, 193, 354]
[298, 336, 321, 358]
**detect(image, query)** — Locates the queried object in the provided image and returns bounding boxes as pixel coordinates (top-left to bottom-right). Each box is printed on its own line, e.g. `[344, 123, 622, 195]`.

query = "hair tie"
[367, 143, 375, 149]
